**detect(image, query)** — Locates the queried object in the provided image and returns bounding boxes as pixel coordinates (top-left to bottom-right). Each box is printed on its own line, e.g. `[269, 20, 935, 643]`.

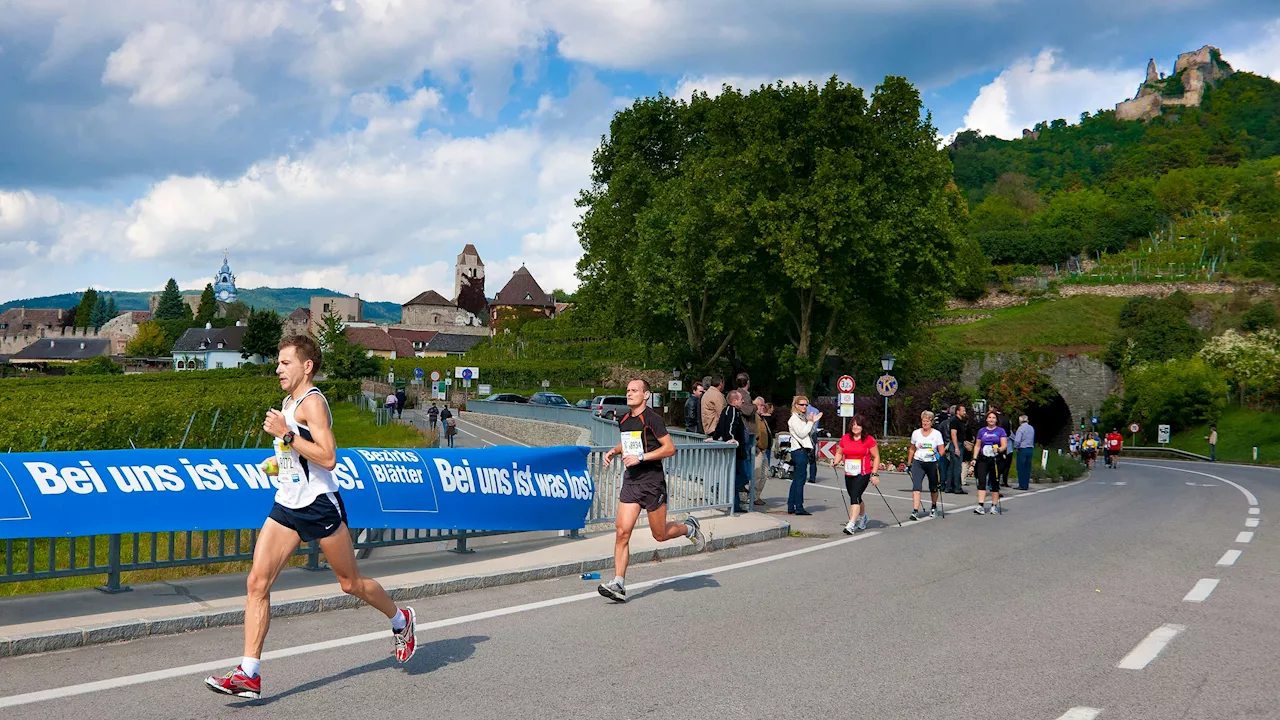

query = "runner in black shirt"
[598, 379, 708, 603]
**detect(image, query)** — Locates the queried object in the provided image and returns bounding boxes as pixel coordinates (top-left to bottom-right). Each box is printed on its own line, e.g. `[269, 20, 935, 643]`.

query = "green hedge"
[379, 358, 609, 388]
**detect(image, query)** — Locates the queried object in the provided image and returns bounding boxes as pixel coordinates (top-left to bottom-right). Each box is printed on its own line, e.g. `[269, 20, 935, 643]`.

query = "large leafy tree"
[154, 278, 187, 320]
[126, 321, 171, 357]
[241, 309, 284, 361]
[455, 274, 489, 323]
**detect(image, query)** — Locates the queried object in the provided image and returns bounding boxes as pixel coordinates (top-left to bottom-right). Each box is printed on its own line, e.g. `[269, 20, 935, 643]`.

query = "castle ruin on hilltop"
[1115, 45, 1234, 121]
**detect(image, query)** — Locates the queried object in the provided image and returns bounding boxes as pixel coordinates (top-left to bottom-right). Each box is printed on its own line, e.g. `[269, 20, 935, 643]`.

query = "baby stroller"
[769, 433, 795, 479]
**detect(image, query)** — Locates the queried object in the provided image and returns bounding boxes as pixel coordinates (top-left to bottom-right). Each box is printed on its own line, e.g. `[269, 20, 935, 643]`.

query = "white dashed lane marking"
[1217, 549, 1242, 566]
[1236, 531, 1254, 543]
[1057, 708, 1102, 720]
[1182, 579, 1220, 603]
[1245, 518, 1259, 528]
[1118, 623, 1185, 670]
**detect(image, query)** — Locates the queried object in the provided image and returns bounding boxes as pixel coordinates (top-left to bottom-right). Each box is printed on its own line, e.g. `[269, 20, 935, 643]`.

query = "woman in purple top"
[972, 410, 1008, 515]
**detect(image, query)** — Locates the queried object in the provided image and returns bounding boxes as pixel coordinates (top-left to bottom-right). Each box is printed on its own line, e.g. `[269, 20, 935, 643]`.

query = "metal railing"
[1122, 446, 1212, 461]
[1, 444, 737, 593]
[465, 399, 709, 445]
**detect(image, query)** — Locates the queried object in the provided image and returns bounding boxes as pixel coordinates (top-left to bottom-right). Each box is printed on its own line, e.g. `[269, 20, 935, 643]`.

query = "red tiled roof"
[393, 337, 416, 358]
[286, 307, 310, 322]
[387, 328, 438, 343]
[492, 266, 554, 308]
[0, 308, 70, 334]
[129, 311, 153, 322]
[343, 326, 397, 351]
[403, 290, 454, 307]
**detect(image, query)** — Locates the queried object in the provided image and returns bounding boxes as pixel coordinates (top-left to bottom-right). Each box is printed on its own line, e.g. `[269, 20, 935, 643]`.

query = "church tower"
[454, 244, 484, 301]
[214, 251, 238, 303]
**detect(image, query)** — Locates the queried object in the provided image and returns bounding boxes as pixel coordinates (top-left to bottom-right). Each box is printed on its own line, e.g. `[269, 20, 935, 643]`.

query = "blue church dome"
[214, 251, 238, 303]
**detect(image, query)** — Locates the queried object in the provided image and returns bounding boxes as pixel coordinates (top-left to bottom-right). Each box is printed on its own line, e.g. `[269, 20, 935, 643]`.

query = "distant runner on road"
[598, 379, 708, 603]
[972, 411, 1008, 515]
[830, 414, 880, 534]
[205, 336, 416, 700]
[1105, 428, 1124, 468]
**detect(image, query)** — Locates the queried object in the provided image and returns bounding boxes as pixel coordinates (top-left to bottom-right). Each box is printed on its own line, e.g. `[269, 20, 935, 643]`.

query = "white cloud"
[671, 74, 816, 102]
[102, 22, 249, 114]
[954, 49, 1137, 140]
[1228, 19, 1280, 80]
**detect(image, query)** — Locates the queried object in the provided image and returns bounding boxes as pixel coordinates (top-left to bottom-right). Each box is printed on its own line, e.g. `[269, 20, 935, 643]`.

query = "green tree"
[90, 293, 109, 329]
[66, 356, 123, 375]
[75, 288, 98, 329]
[316, 311, 346, 349]
[1104, 294, 1203, 370]
[978, 362, 1058, 417]
[126, 321, 172, 357]
[1241, 302, 1278, 332]
[154, 279, 187, 320]
[196, 283, 219, 325]
[104, 294, 118, 321]
[241, 309, 284, 361]
[223, 301, 251, 323]
[1124, 357, 1225, 434]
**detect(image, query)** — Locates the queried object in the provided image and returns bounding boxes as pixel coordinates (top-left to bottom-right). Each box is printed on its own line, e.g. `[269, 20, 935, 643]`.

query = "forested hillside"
[947, 71, 1280, 283]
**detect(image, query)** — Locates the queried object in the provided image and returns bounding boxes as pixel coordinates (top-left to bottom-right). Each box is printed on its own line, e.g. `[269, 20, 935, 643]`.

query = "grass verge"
[1168, 407, 1280, 466]
[932, 295, 1127, 353]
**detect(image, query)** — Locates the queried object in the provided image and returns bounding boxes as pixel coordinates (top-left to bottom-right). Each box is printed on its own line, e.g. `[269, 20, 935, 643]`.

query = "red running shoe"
[205, 666, 261, 699]
[393, 607, 417, 663]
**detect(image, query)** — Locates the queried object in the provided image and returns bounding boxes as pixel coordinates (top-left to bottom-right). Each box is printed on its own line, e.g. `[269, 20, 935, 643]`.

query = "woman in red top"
[830, 414, 881, 534]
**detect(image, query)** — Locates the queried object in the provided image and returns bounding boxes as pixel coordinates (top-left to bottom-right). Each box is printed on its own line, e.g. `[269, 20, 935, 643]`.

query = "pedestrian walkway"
[0, 511, 787, 658]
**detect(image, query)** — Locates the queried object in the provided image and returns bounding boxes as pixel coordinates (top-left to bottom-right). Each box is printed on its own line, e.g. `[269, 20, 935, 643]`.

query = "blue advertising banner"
[0, 446, 594, 539]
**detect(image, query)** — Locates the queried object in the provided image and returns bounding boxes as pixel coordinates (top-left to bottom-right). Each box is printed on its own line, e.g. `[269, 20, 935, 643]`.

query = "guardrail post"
[303, 540, 324, 570]
[449, 531, 475, 554]
[96, 534, 132, 594]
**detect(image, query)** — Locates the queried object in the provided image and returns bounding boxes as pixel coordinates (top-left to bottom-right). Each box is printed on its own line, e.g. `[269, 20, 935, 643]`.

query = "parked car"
[484, 393, 528, 403]
[574, 399, 592, 408]
[528, 392, 571, 406]
[591, 395, 628, 419]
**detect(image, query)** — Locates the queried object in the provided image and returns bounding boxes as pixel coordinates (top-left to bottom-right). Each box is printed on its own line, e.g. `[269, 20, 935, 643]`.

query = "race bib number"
[621, 431, 645, 458]
[919, 442, 937, 461]
[982, 444, 997, 458]
[273, 438, 302, 484]
[844, 458, 863, 475]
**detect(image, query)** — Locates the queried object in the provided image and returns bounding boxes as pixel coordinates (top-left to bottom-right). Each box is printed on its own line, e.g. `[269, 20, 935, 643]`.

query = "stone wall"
[458, 412, 591, 447]
[961, 352, 1115, 446]
[946, 280, 1275, 312]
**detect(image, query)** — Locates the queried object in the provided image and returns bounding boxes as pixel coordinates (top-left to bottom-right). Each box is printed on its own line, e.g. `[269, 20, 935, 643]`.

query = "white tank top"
[272, 387, 340, 509]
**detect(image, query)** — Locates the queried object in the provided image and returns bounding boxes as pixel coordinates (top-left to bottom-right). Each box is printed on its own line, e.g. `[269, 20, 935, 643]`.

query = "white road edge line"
[1217, 549, 1242, 566]
[1057, 708, 1102, 720]
[1117, 623, 1185, 670]
[1182, 578, 1220, 603]
[0, 531, 890, 708]
[1140, 464, 1258, 506]
[1245, 518, 1259, 528]
[1236, 531, 1254, 543]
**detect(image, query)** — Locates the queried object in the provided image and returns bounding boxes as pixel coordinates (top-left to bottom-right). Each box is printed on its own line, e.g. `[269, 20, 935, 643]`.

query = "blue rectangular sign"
[0, 446, 595, 539]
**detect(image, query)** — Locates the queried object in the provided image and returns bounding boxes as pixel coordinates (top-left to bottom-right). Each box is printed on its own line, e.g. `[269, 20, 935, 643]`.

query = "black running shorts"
[844, 473, 872, 505]
[974, 457, 1000, 493]
[269, 492, 347, 543]
[619, 478, 668, 512]
[910, 460, 940, 493]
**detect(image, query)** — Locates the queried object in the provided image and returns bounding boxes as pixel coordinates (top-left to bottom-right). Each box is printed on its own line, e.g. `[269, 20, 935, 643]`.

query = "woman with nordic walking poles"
[973, 410, 1008, 515]
[908, 410, 945, 520]
[830, 414, 880, 534]
[786, 396, 820, 515]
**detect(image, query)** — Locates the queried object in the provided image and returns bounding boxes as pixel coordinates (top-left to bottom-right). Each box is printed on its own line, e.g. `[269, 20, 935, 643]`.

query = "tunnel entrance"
[1025, 390, 1072, 449]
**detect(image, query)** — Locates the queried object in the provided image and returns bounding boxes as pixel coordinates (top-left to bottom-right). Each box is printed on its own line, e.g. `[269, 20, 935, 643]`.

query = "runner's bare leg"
[614, 502, 642, 578]
[319, 523, 397, 618]
[646, 503, 690, 542]
[243, 518, 301, 659]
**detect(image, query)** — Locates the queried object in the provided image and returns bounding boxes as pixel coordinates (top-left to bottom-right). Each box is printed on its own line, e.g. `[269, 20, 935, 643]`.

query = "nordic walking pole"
[831, 463, 850, 524]
[874, 482, 902, 527]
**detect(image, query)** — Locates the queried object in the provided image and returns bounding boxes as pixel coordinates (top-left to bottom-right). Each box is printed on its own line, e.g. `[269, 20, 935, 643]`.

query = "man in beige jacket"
[700, 375, 726, 436]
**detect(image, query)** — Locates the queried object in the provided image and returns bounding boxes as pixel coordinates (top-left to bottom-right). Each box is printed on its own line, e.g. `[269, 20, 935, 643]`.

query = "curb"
[0, 520, 790, 659]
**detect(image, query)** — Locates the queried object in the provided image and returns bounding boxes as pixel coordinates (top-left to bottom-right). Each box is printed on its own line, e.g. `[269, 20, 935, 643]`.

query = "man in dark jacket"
[685, 382, 704, 433]
[710, 390, 750, 512]
[395, 387, 407, 419]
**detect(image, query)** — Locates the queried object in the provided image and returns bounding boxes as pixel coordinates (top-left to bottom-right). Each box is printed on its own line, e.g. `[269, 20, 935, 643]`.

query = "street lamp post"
[881, 353, 896, 437]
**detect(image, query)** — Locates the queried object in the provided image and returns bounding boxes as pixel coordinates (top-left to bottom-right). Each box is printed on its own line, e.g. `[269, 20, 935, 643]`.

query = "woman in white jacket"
[787, 396, 820, 515]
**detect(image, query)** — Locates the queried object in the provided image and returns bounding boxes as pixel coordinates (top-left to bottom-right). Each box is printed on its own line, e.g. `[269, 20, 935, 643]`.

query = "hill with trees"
[0, 287, 403, 323]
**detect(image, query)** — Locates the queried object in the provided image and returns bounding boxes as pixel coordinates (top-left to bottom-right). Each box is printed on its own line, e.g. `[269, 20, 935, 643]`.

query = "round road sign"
[462, 368, 474, 380]
[1129, 423, 1141, 434]
[837, 375, 855, 393]
[414, 367, 424, 379]
[430, 370, 441, 382]
[876, 375, 898, 397]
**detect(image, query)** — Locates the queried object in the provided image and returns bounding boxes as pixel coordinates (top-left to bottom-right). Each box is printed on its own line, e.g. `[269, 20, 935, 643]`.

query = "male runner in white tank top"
[206, 335, 416, 699]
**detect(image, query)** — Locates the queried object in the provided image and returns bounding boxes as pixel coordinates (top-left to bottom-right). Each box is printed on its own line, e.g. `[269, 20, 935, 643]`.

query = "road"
[0, 459, 1274, 719]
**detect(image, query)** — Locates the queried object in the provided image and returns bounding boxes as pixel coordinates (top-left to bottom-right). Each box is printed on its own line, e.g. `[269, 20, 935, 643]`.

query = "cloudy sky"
[2, 0, 1279, 305]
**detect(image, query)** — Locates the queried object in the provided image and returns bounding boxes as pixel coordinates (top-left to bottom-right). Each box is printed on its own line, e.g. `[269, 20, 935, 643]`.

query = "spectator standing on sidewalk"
[1013, 415, 1035, 490]
[427, 403, 439, 431]
[754, 398, 774, 506]
[945, 405, 970, 494]
[701, 375, 726, 436]
[709, 390, 750, 513]
[1205, 425, 1218, 462]
[996, 409, 1014, 488]
[439, 406, 454, 448]
[685, 382, 704, 433]
[395, 387, 407, 419]
[734, 373, 759, 506]
[787, 396, 820, 515]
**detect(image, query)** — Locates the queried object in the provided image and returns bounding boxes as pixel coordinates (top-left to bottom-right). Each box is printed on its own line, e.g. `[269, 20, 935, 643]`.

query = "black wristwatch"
[282, 431, 295, 445]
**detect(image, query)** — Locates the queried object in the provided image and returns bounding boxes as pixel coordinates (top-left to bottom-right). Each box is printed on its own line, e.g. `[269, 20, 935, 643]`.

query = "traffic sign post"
[1158, 424, 1171, 445]
[876, 375, 897, 438]
[1129, 422, 1141, 445]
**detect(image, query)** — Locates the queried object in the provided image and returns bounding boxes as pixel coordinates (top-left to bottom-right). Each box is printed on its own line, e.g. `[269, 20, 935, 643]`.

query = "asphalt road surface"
[1, 459, 1274, 720]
